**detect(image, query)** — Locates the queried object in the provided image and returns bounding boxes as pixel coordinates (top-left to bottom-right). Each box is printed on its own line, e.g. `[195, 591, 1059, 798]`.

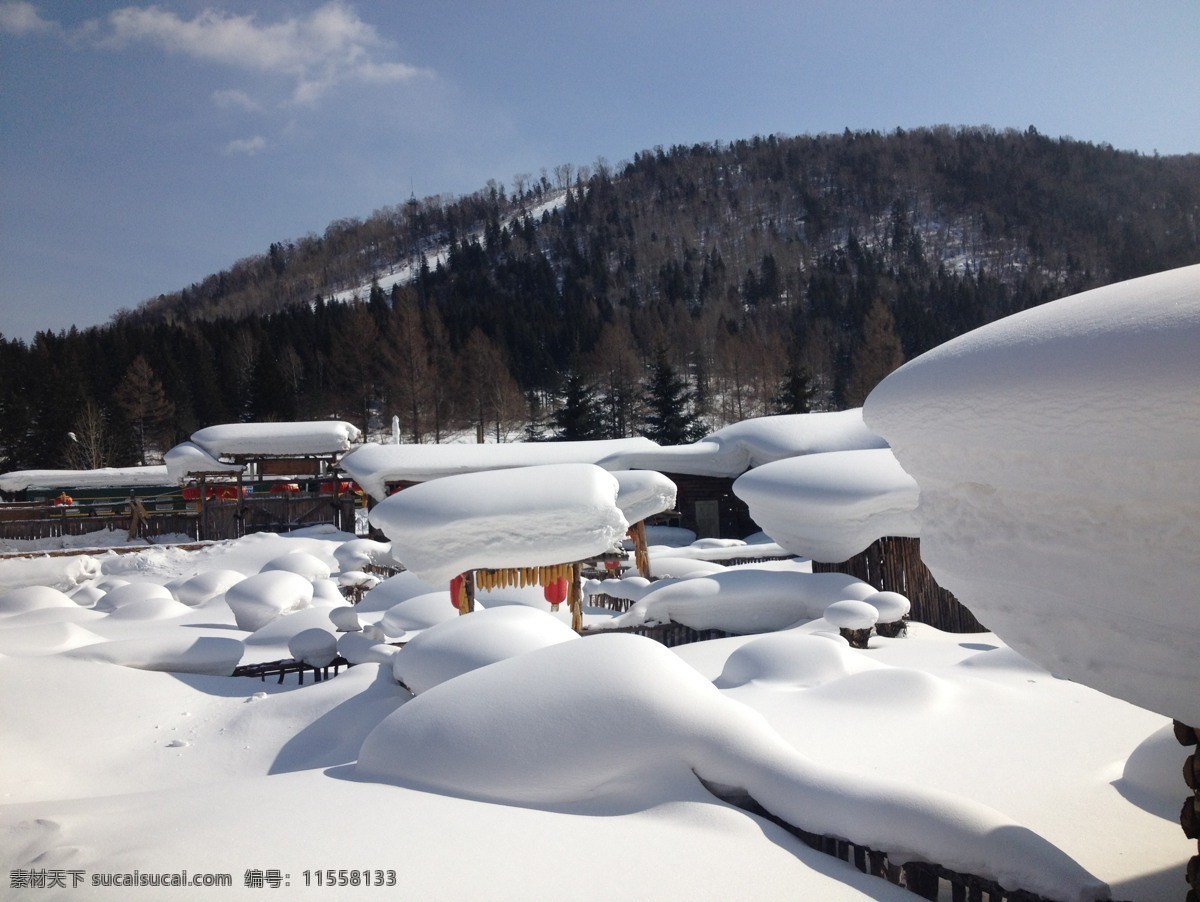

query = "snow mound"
[865, 263, 1200, 724]
[643, 556, 727, 578]
[356, 633, 1106, 902]
[606, 570, 877, 635]
[1116, 724, 1188, 817]
[643, 525, 696, 547]
[93, 581, 174, 613]
[337, 631, 399, 665]
[862, 591, 910, 623]
[733, 448, 919, 562]
[369, 463, 629, 586]
[62, 635, 244, 674]
[379, 592, 460, 635]
[288, 627, 339, 668]
[173, 569, 246, 606]
[0, 585, 77, 616]
[225, 571, 315, 632]
[822, 599, 879, 630]
[260, 551, 332, 581]
[103, 596, 193, 620]
[715, 633, 884, 688]
[243, 604, 342, 650]
[392, 605, 578, 695]
[0, 620, 105, 656]
[327, 605, 361, 632]
[357, 570, 436, 612]
[806, 666, 954, 709]
[332, 538, 395, 572]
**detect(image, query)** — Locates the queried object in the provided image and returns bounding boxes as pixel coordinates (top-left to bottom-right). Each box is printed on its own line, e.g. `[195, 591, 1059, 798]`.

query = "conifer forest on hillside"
[3, 126, 1198, 469]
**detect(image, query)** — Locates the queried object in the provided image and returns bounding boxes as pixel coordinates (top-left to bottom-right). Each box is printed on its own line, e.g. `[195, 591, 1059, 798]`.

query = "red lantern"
[543, 577, 568, 608]
[450, 574, 464, 611]
[604, 555, 621, 573]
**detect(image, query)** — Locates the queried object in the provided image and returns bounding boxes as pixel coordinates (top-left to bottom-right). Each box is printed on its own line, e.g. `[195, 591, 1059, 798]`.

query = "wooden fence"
[700, 779, 1066, 902]
[1, 493, 360, 543]
[0, 502, 198, 542]
[196, 494, 358, 541]
[811, 536, 985, 633]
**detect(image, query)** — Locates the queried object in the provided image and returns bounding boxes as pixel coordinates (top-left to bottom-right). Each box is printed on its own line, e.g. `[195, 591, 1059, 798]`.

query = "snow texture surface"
[734, 448, 920, 561]
[368, 463, 629, 585]
[865, 263, 1200, 723]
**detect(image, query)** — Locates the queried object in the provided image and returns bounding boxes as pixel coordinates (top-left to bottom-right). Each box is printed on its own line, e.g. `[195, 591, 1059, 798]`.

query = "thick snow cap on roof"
[596, 409, 887, 477]
[612, 470, 677, 524]
[0, 465, 171, 493]
[865, 263, 1200, 724]
[341, 437, 659, 500]
[190, 420, 361, 459]
[733, 448, 919, 562]
[163, 441, 245, 482]
[368, 463, 630, 585]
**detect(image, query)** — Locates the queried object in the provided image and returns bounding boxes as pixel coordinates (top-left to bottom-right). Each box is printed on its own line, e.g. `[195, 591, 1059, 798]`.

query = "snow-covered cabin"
[164, 420, 363, 540]
[343, 412, 887, 540]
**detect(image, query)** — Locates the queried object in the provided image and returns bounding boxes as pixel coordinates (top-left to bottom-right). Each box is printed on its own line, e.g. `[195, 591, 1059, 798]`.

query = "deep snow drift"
[0, 526, 1186, 900]
[864, 263, 1200, 725]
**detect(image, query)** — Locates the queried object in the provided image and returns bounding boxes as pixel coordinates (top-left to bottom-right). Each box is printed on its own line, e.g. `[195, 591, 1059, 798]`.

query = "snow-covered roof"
[0, 465, 172, 493]
[611, 470, 677, 524]
[732, 448, 920, 562]
[190, 420, 362, 459]
[864, 262, 1200, 724]
[341, 437, 660, 501]
[368, 463, 629, 585]
[596, 409, 888, 477]
[163, 441, 245, 483]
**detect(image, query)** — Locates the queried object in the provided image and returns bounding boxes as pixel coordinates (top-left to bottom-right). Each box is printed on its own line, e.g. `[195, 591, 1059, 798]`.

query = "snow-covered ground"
[0, 525, 1186, 900]
[3, 264, 1198, 900]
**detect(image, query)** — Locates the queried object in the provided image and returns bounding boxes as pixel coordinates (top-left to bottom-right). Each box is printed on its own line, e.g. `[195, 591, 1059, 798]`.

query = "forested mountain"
[3, 126, 1199, 471]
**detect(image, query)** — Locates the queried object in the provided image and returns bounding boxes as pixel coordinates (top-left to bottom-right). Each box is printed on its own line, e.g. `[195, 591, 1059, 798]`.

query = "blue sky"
[2, 1, 1197, 341]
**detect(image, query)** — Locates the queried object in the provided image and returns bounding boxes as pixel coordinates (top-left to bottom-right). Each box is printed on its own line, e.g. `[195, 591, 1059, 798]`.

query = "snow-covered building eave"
[0, 465, 172, 493]
[596, 409, 889, 478]
[341, 437, 662, 502]
[163, 442, 245, 484]
[189, 421, 363, 461]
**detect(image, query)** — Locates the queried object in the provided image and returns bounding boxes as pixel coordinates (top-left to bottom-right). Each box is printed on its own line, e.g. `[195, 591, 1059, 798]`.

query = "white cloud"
[0, 1, 55, 35]
[212, 88, 262, 112]
[223, 135, 267, 157]
[99, 2, 429, 104]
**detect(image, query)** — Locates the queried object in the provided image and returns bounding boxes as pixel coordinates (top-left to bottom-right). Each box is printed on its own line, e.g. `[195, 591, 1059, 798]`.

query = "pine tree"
[845, 299, 906, 407]
[550, 369, 606, 440]
[640, 347, 705, 444]
[114, 355, 176, 464]
[773, 361, 815, 414]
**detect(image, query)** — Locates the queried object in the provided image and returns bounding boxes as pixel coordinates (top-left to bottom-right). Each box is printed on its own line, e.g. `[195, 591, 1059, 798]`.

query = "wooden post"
[460, 570, 476, 614]
[630, 520, 651, 578]
[197, 476, 208, 542]
[236, 471, 245, 538]
[569, 561, 583, 634]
